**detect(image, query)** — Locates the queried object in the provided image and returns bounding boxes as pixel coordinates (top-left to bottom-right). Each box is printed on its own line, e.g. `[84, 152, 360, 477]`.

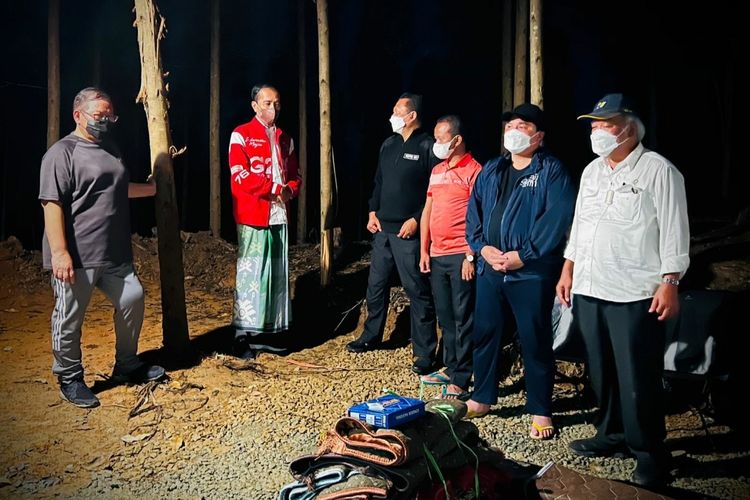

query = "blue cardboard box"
[347, 394, 425, 428]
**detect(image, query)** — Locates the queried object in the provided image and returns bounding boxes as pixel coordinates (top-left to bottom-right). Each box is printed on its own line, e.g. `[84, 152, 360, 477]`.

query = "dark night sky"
[0, 0, 742, 249]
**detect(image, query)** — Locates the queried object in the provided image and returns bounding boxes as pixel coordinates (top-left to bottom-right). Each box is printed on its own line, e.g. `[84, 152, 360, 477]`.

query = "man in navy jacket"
[464, 104, 575, 440]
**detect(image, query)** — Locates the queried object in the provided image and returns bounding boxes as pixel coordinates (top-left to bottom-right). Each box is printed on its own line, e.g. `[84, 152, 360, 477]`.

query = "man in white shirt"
[556, 93, 690, 488]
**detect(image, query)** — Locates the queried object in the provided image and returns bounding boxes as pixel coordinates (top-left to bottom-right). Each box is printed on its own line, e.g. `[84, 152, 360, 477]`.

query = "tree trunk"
[514, 0, 528, 107]
[502, 0, 513, 115]
[296, 0, 308, 244]
[529, 0, 543, 108]
[47, 0, 60, 148]
[501, 0, 513, 154]
[133, 0, 191, 357]
[209, 0, 221, 238]
[317, 0, 333, 287]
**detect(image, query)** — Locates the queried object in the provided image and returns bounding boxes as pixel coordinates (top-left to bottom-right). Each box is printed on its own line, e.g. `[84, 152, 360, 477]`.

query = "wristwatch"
[662, 277, 680, 286]
[465, 254, 475, 263]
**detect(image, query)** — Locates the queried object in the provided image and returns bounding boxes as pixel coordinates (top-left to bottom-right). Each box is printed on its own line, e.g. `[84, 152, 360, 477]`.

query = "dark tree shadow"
[125, 242, 382, 374]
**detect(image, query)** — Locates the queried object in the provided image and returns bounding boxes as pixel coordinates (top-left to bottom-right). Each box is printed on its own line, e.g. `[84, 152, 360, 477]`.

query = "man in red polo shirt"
[419, 115, 482, 399]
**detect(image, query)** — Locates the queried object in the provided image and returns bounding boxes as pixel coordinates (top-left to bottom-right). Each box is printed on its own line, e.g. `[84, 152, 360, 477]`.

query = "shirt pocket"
[607, 184, 642, 223]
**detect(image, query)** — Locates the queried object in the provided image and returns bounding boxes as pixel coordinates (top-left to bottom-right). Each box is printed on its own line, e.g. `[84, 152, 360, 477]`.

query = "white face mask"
[389, 114, 406, 134]
[432, 137, 456, 160]
[504, 129, 537, 154]
[590, 127, 629, 158]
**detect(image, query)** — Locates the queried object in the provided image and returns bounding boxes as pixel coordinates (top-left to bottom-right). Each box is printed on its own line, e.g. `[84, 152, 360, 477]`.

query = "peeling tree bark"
[133, 0, 191, 356]
[317, 0, 333, 287]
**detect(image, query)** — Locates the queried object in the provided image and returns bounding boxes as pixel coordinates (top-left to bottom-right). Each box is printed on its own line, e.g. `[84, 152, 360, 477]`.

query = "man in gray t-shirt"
[40, 87, 166, 408]
[40, 133, 132, 269]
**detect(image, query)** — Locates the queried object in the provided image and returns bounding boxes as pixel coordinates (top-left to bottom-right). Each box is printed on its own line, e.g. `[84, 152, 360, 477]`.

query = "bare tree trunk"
[529, 0, 543, 108]
[317, 0, 333, 287]
[209, 0, 221, 238]
[133, 0, 191, 357]
[296, 0, 308, 244]
[501, 0, 514, 154]
[502, 0, 513, 115]
[514, 0, 528, 107]
[47, 0, 60, 148]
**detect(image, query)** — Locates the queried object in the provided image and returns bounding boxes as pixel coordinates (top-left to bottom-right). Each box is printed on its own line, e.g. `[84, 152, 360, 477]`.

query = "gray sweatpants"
[50, 263, 145, 383]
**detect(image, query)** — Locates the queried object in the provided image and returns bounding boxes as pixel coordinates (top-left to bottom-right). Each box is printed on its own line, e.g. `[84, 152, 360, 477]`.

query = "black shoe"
[346, 338, 382, 353]
[632, 455, 670, 488]
[233, 336, 257, 360]
[569, 438, 630, 458]
[59, 379, 100, 408]
[247, 343, 288, 355]
[112, 364, 166, 384]
[411, 358, 435, 375]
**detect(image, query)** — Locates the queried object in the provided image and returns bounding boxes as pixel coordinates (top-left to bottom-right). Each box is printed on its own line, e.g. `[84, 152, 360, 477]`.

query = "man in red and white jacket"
[227, 84, 301, 359]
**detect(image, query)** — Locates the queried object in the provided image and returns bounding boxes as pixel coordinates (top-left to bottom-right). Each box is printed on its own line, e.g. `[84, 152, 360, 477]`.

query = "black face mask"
[85, 118, 111, 141]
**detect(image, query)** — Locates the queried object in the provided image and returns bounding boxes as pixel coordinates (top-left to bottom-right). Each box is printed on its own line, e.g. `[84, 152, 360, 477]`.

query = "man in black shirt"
[346, 93, 439, 375]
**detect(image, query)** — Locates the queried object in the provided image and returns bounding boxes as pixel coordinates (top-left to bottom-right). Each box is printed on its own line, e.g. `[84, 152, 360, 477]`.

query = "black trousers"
[575, 294, 667, 460]
[361, 232, 437, 362]
[430, 254, 474, 389]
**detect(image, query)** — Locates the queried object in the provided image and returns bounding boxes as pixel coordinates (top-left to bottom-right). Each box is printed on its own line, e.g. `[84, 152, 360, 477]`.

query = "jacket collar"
[496, 147, 548, 175]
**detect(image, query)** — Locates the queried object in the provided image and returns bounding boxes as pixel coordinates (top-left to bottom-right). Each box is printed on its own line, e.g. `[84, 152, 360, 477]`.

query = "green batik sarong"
[233, 224, 291, 334]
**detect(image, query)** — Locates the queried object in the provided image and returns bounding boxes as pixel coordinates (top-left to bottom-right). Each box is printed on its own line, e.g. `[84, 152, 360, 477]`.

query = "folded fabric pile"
[280, 399, 513, 499]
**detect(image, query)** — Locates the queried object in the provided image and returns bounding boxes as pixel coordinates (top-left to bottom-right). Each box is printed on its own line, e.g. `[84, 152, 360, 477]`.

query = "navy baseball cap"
[501, 103, 545, 131]
[578, 93, 637, 120]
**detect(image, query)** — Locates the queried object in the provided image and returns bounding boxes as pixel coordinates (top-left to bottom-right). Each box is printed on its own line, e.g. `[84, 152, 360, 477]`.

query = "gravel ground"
[61, 335, 749, 500]
[2, 239, 748, 499]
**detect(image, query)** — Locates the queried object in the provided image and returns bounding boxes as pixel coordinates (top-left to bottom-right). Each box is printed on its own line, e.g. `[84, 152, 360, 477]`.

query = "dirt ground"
[0, 233, 375, 498]
[1, 231, 749, 499]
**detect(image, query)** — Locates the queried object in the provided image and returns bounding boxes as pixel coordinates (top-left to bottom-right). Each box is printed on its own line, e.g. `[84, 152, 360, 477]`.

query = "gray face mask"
[85, 118, 111, 141]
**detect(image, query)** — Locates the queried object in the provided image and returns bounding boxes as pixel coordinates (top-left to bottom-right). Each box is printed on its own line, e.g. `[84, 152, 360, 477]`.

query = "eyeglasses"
[81, 110, 119, 123]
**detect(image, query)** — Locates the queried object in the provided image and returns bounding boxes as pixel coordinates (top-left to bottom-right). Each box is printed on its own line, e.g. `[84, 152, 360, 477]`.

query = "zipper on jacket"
[499, 157, 542, 282]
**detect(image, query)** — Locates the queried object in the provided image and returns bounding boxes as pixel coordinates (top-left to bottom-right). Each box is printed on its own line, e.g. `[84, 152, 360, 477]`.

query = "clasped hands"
[480, 245, 524, 272]
[366, 213, 417, 239]
[275, 185, 293, 203]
